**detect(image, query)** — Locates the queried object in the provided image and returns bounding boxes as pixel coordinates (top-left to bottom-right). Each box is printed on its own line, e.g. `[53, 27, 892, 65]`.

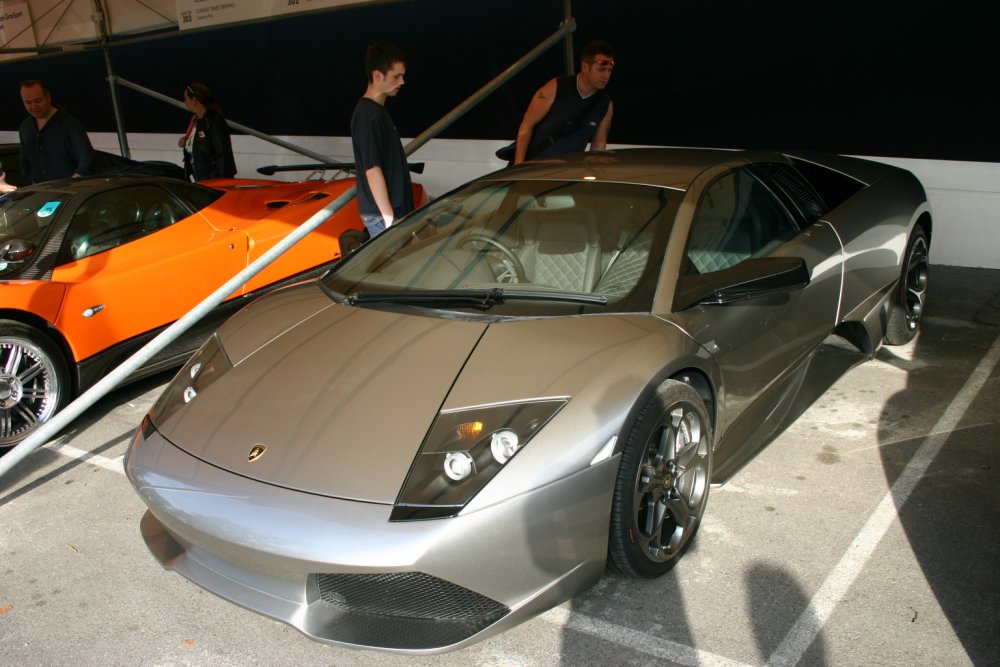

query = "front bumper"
[125, 426, 618, 654]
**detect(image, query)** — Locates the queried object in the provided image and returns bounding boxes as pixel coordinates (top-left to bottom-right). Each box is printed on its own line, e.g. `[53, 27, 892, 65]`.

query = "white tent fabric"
[0, 0, 377, 60]
[1, 0, 173, 53]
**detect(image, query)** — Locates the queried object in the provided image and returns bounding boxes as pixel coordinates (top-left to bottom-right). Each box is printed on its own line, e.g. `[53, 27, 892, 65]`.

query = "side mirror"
[0, 238, 36, 263]
[674, 256, 810, 311]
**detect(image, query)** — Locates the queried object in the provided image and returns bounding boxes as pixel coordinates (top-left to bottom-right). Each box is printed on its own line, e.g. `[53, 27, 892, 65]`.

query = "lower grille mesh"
[311, 572, 510, 649]
[315, 572, 507, 621]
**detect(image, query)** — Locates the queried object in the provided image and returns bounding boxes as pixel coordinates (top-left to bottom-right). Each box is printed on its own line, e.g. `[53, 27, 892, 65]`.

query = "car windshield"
[0, 189, 73, 275]
[0, 189, 72, 246]
[324, 179, 678, 316]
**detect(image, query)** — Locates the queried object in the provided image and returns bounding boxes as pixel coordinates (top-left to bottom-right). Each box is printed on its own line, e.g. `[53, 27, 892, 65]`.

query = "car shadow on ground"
[874, 266, 1000, 665]
[0, 369, 172, 505]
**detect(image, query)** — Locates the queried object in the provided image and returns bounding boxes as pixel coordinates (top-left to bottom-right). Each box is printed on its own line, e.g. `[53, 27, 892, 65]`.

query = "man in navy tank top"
[513, 40, 615, 165]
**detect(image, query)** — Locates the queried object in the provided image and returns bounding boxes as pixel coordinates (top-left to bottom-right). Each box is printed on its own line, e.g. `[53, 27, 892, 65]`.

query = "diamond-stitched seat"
[519, 210, 601, 292]
[687, 249, 749, 274]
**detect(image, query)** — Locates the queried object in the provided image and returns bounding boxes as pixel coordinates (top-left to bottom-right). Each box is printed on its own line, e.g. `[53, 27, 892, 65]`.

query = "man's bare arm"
[514, 78, 557, 164]
[589, 101, 614, 151]
[365, 165, 395, 226]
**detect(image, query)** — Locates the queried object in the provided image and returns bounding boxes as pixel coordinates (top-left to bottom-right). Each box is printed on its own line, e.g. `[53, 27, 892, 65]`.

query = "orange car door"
[51, 184, 248, 363]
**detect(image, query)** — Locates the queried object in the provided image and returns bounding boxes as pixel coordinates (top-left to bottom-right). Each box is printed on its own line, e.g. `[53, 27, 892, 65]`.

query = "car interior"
[686, 168, 800, 275]
[344, 181, 672, 306]
[61, 186, 188, 263]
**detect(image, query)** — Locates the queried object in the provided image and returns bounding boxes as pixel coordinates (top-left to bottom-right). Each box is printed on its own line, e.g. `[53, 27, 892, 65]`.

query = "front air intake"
[309, 572, 509, 649]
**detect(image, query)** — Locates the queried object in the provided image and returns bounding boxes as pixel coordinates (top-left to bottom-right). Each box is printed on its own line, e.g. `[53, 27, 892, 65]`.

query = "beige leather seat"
[518, 209, 602, 292]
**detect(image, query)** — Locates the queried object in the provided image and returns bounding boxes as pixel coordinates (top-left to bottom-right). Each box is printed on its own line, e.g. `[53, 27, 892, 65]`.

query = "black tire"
[885, 226, 929, 346]
[0, 321, 70, 448]
[609, 380, 713, 578]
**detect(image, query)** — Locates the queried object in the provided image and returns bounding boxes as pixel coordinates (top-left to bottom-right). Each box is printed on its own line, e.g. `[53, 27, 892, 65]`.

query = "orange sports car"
[0, 174, 426, 447]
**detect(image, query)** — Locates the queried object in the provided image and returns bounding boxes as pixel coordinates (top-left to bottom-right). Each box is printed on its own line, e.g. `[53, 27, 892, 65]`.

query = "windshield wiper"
[347, 288, 607, 309]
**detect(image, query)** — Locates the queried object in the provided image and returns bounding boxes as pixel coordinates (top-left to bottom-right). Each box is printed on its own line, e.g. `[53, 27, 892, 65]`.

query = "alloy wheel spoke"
[640, 493, 660, 536]
[674, 434, 701, 469]
[666, 492, 692, 533]
[13, 402, 37, 427]
[3, 346, 23, 375]
[654, 423, 673, 466]
[21, 385, 50, 401]
[18, 361, 43, 385]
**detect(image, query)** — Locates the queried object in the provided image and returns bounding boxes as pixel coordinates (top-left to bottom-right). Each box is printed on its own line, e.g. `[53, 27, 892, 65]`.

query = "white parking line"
[46, 441, 125, 474]
[541, 606, 757, 667]
[766, 331, 1000, 667]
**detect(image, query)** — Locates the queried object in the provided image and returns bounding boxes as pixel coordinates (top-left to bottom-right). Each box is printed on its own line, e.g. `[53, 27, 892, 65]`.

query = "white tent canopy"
[0, 0, 376, 59]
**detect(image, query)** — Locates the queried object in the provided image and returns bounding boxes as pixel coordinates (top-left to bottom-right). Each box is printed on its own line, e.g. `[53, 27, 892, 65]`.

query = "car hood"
[156, 285, 689, 505]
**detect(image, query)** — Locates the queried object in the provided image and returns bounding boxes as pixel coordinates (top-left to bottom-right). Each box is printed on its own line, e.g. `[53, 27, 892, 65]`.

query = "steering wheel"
[459, 233, 527, 283]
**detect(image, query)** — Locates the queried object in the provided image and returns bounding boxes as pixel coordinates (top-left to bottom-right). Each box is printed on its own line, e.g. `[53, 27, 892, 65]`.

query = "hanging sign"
[175, 0, 367, 31]
[0, 0, 36, 61]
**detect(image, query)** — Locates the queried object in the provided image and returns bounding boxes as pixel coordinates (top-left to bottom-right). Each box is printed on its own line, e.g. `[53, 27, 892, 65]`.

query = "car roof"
[481, 147, 776, 190]
[17, 174, 208, 196]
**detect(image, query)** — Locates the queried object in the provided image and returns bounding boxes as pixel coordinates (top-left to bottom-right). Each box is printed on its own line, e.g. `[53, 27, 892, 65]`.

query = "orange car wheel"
[0, 321, 69, 448]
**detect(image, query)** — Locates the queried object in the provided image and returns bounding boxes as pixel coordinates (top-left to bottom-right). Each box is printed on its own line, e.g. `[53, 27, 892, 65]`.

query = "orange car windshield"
[0, 190, 73, 248]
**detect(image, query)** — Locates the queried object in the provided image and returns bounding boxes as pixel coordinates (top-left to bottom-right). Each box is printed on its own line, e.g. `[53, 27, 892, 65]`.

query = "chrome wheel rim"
[902, 235, 930, 333]
[633, 402, 710, 562]
[0, 338, 61, 445]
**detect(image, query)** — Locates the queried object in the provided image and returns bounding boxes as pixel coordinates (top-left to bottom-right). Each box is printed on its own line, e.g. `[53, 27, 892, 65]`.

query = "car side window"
[58, 185, 189, 264]
[686, 169, 798, 275]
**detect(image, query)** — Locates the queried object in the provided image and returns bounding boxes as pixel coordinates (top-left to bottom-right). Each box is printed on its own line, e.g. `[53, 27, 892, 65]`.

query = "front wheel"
[0, 321, 69, 449]
[885, 226, 929, 345]
[609, 380, 713, 578]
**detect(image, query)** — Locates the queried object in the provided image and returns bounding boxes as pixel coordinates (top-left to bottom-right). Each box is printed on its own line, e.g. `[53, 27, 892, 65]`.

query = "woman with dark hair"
[179, 83, 237, 181]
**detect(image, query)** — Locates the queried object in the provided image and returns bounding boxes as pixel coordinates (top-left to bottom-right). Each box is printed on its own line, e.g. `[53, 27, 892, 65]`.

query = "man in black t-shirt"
[350, 42, 413, 239]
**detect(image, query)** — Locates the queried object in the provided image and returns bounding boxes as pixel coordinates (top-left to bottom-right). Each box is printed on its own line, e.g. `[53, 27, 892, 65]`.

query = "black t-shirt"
[350, 97, 413, 220]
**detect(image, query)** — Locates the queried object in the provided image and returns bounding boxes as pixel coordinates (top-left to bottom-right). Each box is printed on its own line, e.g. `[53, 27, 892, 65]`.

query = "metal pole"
[0, 185, 356, 480]
[103, 49, 131, 158]
[563, 0, 575, 75]
[91, 0, 130, 157]
[404, 18, 576, 156]
[114, 77, 343, 166]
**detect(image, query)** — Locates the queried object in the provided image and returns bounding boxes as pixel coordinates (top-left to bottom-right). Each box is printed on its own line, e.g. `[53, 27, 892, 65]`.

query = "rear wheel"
[0, 321, 69, 448]
[885, 227, 929, 345]
[609, 380, 713, 578]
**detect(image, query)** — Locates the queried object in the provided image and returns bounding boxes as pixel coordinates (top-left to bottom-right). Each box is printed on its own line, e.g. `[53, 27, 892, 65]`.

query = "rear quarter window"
[789, 157, 865, 211]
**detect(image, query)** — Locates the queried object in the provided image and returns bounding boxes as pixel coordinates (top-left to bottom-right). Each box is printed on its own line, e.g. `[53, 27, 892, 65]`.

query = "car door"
[668, 166, 843, 477]
[51, 183, 248, 362]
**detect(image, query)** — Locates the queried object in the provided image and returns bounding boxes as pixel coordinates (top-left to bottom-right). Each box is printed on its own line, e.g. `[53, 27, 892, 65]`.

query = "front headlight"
[148, 333, 233, 430]
[391, 398, 568, 521]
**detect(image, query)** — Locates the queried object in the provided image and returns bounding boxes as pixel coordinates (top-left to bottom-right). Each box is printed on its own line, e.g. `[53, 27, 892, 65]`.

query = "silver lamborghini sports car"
[124, 148, 931, 653]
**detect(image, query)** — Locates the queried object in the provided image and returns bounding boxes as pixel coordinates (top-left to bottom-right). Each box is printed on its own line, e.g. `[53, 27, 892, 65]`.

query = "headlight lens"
[391, 398, 568, 521]
[148, 333, 233, 430]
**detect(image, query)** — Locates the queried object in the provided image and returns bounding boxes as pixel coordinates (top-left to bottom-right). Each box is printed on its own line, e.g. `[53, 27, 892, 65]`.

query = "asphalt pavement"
[1, 265, 998, 666]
